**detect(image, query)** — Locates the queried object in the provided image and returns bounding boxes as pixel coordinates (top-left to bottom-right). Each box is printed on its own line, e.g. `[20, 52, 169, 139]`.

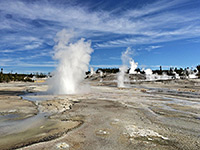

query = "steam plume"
[117, 47, 131, 87]
[129, 59, 138, 74]
[90, 67, 95, 76]
[48, 29, 93, 94]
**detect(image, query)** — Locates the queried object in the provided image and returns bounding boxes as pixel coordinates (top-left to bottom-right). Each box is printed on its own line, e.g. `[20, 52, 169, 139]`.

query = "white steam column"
[90, 67, 95, 76]
[129, 59, 138, 74]
[117, 47, 131, 87]
[48, 29, 93, 94]
[144, 69, 153, 81]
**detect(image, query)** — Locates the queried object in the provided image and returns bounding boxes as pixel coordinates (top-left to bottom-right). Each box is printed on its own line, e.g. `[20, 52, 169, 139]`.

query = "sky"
[0, 0, 200, 73]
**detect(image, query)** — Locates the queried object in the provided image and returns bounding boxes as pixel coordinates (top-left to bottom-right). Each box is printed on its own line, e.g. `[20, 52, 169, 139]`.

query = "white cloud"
[91, 65, 120, 68]
[24, 42, 41, 50]
[148, 65, 184, 69]
[145, 45, 162, 51]
[0, 49, 15, 53]
[0, 58, 13, 62]
[1, 0, 199, 39]
[0, 0, 200, 68]
[124, 0, 189, 18]
[0, 62, 56, 67]
[109, 57, 121, 60]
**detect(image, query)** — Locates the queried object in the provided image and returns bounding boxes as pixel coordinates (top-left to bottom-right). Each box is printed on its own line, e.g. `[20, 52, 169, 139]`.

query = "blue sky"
[0, 0, 200, 73]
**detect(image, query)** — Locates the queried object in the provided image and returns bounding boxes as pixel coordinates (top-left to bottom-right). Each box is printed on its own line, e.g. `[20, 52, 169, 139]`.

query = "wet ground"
[0, 79, 200, 150]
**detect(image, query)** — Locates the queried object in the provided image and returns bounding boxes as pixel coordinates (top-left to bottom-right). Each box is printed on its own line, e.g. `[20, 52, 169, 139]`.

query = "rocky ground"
[0, 78, 200, 150]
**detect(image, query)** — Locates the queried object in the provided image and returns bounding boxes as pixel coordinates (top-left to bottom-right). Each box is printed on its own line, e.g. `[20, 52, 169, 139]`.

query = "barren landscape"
[0, 76, 200, 150]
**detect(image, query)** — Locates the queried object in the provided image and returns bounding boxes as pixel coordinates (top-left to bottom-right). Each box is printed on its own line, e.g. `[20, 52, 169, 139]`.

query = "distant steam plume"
[48, 29, 93, 94]
[129, 59, 138, 74]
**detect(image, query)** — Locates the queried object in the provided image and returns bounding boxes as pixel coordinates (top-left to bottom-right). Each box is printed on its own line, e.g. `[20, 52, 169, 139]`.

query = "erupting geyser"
[144, 69, 153, 75]
[90, 67, 96, 76]
[118, 66, 128, 87]
[117, 47, 131, 87]
[48, 29, 93, 94]
[129, 59, 138, 74]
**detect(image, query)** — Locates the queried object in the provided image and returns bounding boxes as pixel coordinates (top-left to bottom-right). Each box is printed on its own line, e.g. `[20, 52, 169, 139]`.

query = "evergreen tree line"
[0, 73, 33, 83]
[0, 71, 48, 83]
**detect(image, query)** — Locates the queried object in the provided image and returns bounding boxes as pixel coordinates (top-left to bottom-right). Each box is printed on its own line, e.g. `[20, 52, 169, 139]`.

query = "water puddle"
[0, 92, 51, 137]
[20, 92, 55, 102]
[0, 112, 47, 136]
[0, 114, 20, 122]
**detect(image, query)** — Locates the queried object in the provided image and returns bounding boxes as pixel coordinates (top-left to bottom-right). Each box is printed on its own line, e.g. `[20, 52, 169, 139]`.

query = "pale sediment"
[0, 82, 83, 150]
[0, 79, 200, 150]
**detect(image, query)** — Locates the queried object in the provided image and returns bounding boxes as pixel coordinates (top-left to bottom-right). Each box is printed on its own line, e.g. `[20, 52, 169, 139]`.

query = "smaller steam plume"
[90, 67, 96, 76]
[144, 68, 172, 81]
[187, 68, 198, 79]
[144, 68, 153, 75]
[129, 59, 138, 74]
[117, 47, 132, 87]
[48, 29, 93, 94]
[118, 66, 128, 87]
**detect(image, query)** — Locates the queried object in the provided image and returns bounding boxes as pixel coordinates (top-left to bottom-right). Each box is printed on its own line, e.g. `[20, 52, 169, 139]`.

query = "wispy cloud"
[0, 0, 200, 69]
[91, 65, 120, 68]
[0, 61, 56, 67]
[148, 65, 185, 69]
[109, 57, 121, 60]
[145, 45, 162, 51]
